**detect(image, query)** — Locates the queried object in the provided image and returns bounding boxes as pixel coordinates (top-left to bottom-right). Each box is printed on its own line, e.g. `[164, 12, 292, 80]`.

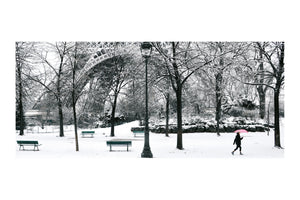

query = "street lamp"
[140, 42, 153, 158]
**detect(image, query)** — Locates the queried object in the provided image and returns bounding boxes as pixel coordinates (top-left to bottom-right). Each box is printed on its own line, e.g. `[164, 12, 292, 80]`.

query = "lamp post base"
[141, 147, 153, 158]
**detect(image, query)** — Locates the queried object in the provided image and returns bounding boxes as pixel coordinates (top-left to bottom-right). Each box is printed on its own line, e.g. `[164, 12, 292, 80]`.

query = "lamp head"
[140, 42, 152, 58]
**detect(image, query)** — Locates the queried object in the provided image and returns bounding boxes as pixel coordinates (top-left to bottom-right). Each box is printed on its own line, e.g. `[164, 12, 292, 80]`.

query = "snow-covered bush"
[151, 116, 271, 134]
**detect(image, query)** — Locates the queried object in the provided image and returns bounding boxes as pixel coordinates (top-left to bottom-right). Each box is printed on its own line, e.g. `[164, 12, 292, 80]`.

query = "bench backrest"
[131, 127, 145, 132]
[81, 131, 95, 133]
[106, 141, 132, 145]
[132, 130, 144, 133]
[17, 140, 38, 145]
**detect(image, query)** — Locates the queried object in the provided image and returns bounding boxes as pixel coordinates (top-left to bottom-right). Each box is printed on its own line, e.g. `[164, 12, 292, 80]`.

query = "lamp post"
[140, 42, 153, 158]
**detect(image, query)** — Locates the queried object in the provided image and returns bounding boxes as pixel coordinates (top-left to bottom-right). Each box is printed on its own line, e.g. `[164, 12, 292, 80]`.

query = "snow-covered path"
[15, 121, 284, 158]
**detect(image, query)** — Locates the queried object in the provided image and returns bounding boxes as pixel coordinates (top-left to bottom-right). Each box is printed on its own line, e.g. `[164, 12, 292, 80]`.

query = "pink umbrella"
[234, 129, 248, 133]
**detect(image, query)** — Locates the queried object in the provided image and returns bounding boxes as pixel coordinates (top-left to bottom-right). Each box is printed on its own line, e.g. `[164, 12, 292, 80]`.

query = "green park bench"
[81, 130, 95, 138]
[106, 140, 132, 152]
[17, 140, 41, 151]
[131, 127, 145, 137]
[132, 130, 144, 137]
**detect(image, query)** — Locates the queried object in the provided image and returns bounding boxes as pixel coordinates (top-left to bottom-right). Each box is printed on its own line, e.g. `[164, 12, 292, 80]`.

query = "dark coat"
[233, 134, 243, 146]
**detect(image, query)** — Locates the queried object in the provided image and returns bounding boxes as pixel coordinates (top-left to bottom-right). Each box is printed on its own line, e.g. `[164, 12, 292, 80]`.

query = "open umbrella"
[234, 129, 248, 133]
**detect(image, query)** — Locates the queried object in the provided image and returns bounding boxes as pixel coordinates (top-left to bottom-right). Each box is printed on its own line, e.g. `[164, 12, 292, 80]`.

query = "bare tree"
[235, 42, 284, 148]
[202, 42, 250, 136]
[15, 42, 35, 135]
[243, 43, 273, 119]
[256, 42, 284, 148]
[256, 43, 269, 119]
[153, 82, 172, 137]
[66, 42, 92, 151]
[67, 42, 80, 151]
[153, 42, 212, 149]
[25, 42, 71, 137]
[98, 45, 139, 137]
[107, 56, 130, 137]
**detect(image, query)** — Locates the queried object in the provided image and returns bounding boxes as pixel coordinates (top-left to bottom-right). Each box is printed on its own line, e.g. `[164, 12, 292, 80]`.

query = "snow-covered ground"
[11, 120, 291, 200]
[15, 120, 284, 158]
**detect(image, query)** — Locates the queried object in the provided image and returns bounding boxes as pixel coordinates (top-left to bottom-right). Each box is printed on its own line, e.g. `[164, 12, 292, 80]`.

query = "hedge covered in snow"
[149, 117, 272, 134]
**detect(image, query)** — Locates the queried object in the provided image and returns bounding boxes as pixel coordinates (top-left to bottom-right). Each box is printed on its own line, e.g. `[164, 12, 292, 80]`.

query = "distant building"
[24, 109, 53, 126]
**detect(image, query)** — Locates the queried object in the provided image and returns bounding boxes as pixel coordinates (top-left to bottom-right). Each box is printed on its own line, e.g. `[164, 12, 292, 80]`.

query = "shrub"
[228, 107, 258, 119]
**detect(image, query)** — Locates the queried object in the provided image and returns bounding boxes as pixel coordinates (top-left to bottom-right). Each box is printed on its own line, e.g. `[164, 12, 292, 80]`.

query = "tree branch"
[231, 75, 275, 90]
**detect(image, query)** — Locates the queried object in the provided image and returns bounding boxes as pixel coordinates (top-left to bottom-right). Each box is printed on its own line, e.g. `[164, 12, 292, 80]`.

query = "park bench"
[131, 127, 144, 137]
[132, 130, 144, 137]
[81, 130, 95, 138]
[106, 140, 132, 151]
[17, 140, 41, 151]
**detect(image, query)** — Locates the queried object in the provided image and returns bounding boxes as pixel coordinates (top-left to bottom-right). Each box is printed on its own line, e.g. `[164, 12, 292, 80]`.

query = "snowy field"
[15, 120, 284, 158]
[10, 119, 295, 200]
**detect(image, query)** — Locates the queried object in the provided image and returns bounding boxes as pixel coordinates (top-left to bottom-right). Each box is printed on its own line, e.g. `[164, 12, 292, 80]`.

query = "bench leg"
[110, 144, 112, 151]
[34, 145, 39, 151]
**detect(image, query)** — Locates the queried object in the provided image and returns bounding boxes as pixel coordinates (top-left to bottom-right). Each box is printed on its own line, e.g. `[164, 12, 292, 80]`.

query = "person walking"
[232, 132, 243, 155]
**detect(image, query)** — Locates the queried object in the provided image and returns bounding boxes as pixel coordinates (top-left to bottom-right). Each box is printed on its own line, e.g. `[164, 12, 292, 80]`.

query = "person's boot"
[240, 152, 243, 155]
[231, 151, 234, 155]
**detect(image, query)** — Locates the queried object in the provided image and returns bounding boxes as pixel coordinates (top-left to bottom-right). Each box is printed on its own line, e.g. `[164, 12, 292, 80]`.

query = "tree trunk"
[72, 95, 79, 151]
[215, 72, 222, 136]
[171, 42, 184, 150]
[176, 85, 183, 149]
[274, 88, 281, 148]
[58, 98, 64, 137]
[273, 42, 284, 148]
[57, 77, 64, 137]
[72, 46, 79, 151]
[258, 90, 266, 119]
[17, 65, 25, 136]
[165, 93, 170, 137]
[195, 104, 201, 115]
[110, 93, 118, 137]
[257, 48, 266, 119]
[267, 101, 270, 136]
[57, 45, 65, 137]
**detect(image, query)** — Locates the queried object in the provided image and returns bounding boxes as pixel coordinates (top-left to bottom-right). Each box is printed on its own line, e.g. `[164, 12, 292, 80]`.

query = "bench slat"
[106, 141, 132, 151]
[106, 141, 131, 145]
[132, 131, 144, 133]
[81, 131, 95, 138]
[132, 130, 144, 137]
[17, 140, 39, 144]
[81, 131, 95, 133]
